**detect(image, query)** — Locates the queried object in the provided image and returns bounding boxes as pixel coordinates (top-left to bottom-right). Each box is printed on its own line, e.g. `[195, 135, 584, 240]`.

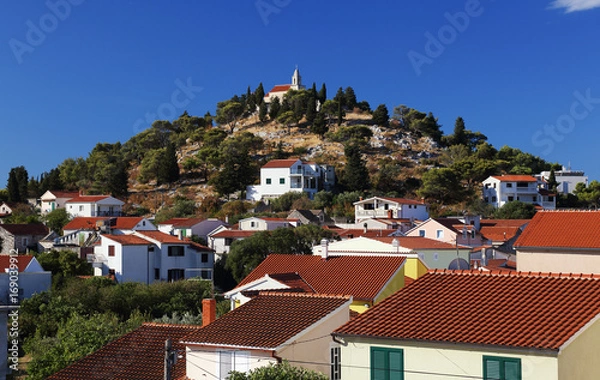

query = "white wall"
[186, 347, 276, 379]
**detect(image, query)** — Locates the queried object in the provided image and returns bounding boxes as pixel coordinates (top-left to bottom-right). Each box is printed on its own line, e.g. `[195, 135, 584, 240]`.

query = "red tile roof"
[136, 231, 185, 244]
[236, 254, 406, 302]
[113, 217, 146, 229]
[269, 272, 316, 293]
[182, 293, 350, 349]
[211, 230, 258, 238]
[483, 259, 517, 272]
[159, 217, 205, 227]
[266, 84, 292, 95]
[490, 175, 538, 182]
[0, 255, 35, 272]
[103, 234, 150, 246]
[515, 211, 600, 249]
[261, 158, 301, 169]
[334, 270, 600, 351]
[65, 195, 112, 203]
[64, 217, 107, 230]
[381, 197, 425, 205]
[47, 191, 80, 199]
[335, 229, 395, 239]
[47, 323, 201, 380]
[0, 223, 49, 236]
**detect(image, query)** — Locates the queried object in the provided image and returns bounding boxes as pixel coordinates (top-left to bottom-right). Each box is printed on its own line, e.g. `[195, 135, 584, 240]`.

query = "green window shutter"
[371, 347, 404, 380]
[504, 360, 521, 380]
[484, 358, 501, 380]
[483, 356, 521, 380]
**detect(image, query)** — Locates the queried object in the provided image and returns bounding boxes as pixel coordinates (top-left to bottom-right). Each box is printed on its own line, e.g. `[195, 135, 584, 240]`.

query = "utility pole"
[164, 339, 176, 380]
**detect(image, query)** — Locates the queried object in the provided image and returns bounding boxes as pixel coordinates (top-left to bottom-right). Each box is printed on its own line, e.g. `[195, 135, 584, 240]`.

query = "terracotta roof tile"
[334, 270, 600, 351]
[103, 235, 150, 246]
[269, 272, 316, 293]
[65, 195, 112, 203]
[236, 254, 406, 302]
[63, 217, 107, 230]
[515, 211, 600, 249]
[136, 231, 185, 244]
[490, 175, 538, 182]
[46, 191, 80, 199]
[370, 236, 463, 250]
[380, 197, 425, 205]
[0, 255, 34, 272]
[335, 229, 395, 239]
[113, 217, 145, 229]
[211, 230, 258, 238]
[261, 158, 301, 169]
[47, 323, 201, 380]
[182, 293, 349, 349]
[266, 84, 292, 95]
[159, 218, 205, 227]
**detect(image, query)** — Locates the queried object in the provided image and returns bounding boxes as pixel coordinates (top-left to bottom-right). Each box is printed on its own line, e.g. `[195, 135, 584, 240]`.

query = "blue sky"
[1, 0, 599, 188]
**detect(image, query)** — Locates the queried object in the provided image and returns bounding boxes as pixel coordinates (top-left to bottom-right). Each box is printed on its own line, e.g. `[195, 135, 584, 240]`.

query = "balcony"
[356, 210, 395, 218]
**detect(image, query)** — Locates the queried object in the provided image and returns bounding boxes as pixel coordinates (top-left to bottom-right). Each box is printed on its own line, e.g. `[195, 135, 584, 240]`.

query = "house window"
[507, 196, 514, 202]
[506, 183, 513, 188]
[79, 205, 84, 212]
[516, 182, 528, 188]
[493, 183, 496, 188]
[548, 196, 554, 202]
[471, 230, 476, 239]
[384, 204, 389, 210]
[225, 238, 233, 246]
[491, 196, 497, 202]
[436, 230, 444, 239]
[167, 269, 185, 282]
[419, 230, 425, 237]
[371, 346, 403, 380]
[462, 230, 467, 239]
[142, 221, 146, 226]
[266, 178, 271, 185]
[201, 253, 209, 263]
[251, 221, 256, 227]
[483, 356, 521, 380]
[108, 245, 115, 257]
[279, 178, 285, 184]
[148, 245, 155, 252]
[484, 197, 489, 203]
[331, 346, 341, 380]
[168, 246, 184, 256]
[532, 195, 537, 202]
[364, 203, 375, 210]
[154, 268, 160, 280]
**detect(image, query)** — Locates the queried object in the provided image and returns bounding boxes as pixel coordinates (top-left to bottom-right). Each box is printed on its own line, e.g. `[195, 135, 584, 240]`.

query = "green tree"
[229, 361, 328, 380]
[342, 141, 371, 192]
[310, 112, 328, 138]
[372, 104, 390, 127]
[546, 168, 560, 193]
[157, 142, 180, 185]
[59, 157, 88, 191]
[254, 83, 265, 106]
[494, 201, 537, 219]
[277, 110, 299, 133]
[418, 168, 466, 205]
[44, 208, 71, 234]
[258, 101, 268, 123]
[305, 95, 317, 124]
[268, 97, 281, 120]
[7, 165, 29, 203]
[216, 101, 244, 133]
[344, 86, 357, 110]
[317, 83, 327, 105]
[210, 136, 259, 199]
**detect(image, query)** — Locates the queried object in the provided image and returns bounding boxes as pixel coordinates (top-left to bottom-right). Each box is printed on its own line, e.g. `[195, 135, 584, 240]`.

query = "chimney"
[202, 298, 217, 327]
[320, 239, 329, 259]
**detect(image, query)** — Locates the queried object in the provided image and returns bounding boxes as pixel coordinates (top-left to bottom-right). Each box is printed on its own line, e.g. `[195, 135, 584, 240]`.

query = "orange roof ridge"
[257, 291, 351, 299]
[428, 269, 600, 280]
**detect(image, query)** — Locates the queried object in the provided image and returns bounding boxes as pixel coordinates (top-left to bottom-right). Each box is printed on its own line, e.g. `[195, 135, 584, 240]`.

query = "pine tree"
[254, 83, 265, 105]
[305, 96, 317, 124]
[344, 86, 357, 110]
[268, 97, 281, 120]
[311, 112, 328, 138]
[157, 142, 179, 185]
[318, 83, 327, 105]
[372, 104, 389, 127]
[342, 141, 370, 192]
[547, 168, 560, 193]
[246, 86, 255, 113]
[7, 166, 29, 203]
[258, 101, 268, 123]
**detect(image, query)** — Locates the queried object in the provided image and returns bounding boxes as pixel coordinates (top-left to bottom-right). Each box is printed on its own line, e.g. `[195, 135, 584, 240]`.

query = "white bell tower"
[291, 66, 303, 90]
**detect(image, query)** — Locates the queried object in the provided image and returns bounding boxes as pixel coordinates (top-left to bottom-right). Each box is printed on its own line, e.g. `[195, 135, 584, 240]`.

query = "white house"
[246, 158, 335, 201]
[56, 216, 156, 248]
[537, 166, 588, 194]
[0, 255, 51, 304]
[0, 202, 14, 217]
[354, 197, 429, 224]
[238, 216, 293, 231]
[263, 67, 305, 104]
[157, 217, 228, 242]
[208, 229, 258, 256]
[482, 175, 556, 210]
[91, 231, 213, 284]
[65, 195, 125, 217]
[39, 190, 79, 215]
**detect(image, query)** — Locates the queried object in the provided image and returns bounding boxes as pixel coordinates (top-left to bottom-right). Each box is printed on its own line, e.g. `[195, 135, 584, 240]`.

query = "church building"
[263, 67, 305, 104]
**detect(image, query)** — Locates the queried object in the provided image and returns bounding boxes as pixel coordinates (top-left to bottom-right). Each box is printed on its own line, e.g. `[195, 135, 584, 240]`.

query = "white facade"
[537, 167, 588, 194]
[354, 197, 429, 224]
[92, 233, 213, 284]
[482, 175, 556, 210]
[238, 217, 291, 231]
[246, 159, 335, 201]
[66, 196, 125, 217]
[0, 257, 51, 304]
[158, 218, 227, 241]
[263, 67, 306, 104]
[39, 191, 79, 215]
